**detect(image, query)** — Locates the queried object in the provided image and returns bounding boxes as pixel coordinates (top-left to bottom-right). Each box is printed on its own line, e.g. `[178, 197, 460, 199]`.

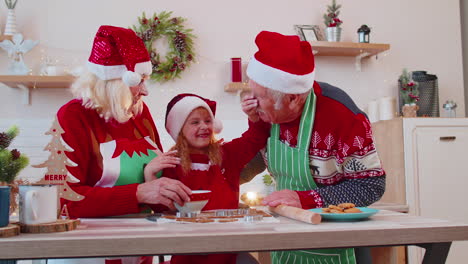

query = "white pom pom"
[213, 118, 223, 134]
[122, 71, 141, 87]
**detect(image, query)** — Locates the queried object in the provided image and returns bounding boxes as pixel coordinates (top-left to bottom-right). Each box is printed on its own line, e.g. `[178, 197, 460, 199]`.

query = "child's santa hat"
[165, 93, 223, 141]
[246, 31, 315, 94]
[87, 25, 152, 87]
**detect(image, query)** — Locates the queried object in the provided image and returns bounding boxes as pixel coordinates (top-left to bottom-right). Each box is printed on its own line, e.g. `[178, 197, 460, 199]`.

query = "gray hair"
[267, 89, 285, 110]
[267, 89, 309, 110]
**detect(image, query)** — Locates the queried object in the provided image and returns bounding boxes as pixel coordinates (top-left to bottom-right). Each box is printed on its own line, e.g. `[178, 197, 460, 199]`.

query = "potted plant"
[399, 69, 420, 117]
[323, 0, 343, 42]
[262, 173, 276, 195]
[0, 125, 29, 228]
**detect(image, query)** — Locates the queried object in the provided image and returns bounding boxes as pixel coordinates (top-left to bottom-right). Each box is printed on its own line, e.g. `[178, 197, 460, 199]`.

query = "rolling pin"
[269, 205, 322, 224]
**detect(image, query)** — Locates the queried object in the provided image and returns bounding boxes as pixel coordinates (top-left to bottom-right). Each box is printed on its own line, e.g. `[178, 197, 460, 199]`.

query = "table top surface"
[2, 209, 468, 260]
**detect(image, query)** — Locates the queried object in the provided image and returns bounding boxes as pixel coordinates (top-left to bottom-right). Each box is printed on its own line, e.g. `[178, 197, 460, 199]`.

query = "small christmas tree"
[0, 126, 29, 184]
[323, 0, 343, 27]
[33, 118, 84, 201]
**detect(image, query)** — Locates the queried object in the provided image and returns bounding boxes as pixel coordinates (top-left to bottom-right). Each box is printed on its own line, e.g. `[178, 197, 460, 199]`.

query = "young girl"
[145, 93, 269, 264]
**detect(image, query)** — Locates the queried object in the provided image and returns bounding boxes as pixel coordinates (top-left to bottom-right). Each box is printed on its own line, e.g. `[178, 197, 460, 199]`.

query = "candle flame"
[246, 192, 257, 201]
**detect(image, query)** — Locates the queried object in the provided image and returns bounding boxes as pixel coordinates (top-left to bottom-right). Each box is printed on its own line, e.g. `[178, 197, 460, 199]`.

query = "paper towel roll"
[379, 97, 396, 121]
[367, 100, 379, 123]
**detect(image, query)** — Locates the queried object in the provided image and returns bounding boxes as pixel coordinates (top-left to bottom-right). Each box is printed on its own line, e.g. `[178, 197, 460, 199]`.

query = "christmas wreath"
[132, 11, 195, 82]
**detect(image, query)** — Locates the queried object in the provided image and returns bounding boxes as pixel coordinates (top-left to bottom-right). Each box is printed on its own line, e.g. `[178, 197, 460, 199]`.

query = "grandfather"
[246, 31, 386, 264]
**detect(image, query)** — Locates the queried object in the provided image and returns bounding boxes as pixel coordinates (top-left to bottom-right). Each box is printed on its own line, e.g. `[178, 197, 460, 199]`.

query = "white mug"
[19, 185, 58, 225]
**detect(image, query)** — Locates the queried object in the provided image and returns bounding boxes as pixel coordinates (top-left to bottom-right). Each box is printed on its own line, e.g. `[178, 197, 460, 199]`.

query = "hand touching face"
[249, 80, 281, 123]
[249, 80, 306, 124]
[240, 92, 259, 122]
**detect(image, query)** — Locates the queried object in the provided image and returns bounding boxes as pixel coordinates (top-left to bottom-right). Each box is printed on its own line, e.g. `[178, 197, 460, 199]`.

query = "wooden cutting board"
[0, 224, 20, 237]
[17, 219, 80, 233]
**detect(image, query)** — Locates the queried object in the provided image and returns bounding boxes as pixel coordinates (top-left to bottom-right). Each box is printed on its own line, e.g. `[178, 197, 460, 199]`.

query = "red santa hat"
[87, 25, 152, 87]
[246, 31, 315, 94]
[165, 93, 223, 141]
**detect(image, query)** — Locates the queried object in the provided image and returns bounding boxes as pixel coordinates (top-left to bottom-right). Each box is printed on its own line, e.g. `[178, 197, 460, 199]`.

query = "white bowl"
[174, 190, 211, 213]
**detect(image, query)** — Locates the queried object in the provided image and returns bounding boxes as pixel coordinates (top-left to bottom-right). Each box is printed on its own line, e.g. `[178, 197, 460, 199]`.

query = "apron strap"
[297, 91, 316, 150]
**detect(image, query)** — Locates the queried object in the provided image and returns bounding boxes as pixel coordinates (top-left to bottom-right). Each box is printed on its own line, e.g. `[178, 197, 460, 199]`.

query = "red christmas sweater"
[163, 119, 271, 264]
[266, 82, 386, 209]
[57, 99, 163, 218]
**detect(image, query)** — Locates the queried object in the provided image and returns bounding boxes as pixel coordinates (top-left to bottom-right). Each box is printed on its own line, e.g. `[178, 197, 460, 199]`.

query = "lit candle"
[231, 57, 242, 82]
[246, 191, 257, 206]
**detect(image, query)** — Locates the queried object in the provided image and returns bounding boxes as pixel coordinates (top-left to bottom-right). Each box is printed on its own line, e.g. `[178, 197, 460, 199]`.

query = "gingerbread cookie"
[321, 203, 362, 214]
[338, 203, 356, 209]
[344, 207, 362, 213]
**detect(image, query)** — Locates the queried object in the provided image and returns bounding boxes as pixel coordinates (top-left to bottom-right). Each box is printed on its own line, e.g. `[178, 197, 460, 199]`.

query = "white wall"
[0, 0, 465, 178]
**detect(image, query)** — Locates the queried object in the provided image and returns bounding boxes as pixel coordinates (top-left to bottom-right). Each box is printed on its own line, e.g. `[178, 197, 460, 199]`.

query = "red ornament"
[142, 18, 148, 24]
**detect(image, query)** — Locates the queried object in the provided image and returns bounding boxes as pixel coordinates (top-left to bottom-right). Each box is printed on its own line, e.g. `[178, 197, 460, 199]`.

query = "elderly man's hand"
[137, 177, 191, 210]
[241, 93, 260, 122]
[262, 189, 302, 208]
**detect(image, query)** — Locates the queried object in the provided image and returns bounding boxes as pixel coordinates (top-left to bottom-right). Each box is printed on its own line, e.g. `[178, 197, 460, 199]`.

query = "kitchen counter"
[1, 210, 467, 263]
[370, 202, 409, 213]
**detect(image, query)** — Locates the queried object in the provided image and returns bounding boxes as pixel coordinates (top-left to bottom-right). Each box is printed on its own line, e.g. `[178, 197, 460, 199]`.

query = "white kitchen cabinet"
[403, 118, 468, 263]
[374, 117, 468, 263]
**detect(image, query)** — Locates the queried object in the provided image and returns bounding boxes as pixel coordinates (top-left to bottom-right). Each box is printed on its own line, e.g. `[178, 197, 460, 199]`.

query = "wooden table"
[1, 210, 468, 263]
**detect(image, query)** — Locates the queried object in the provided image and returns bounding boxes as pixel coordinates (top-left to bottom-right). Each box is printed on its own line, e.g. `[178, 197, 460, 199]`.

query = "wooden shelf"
[0, 75, 76, 89]
[0, 35, 12, 42]
[0, 75, 76, 105]
[310, 41, 390, 57]
[224, 42, 391, 92]
[224, 82, 250, 93]
[310, 41, 390, 71]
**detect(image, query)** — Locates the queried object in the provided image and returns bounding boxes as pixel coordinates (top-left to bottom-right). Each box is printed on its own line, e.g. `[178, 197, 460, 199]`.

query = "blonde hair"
[70, 71, 143, 123]
[170, 133, 222, 175]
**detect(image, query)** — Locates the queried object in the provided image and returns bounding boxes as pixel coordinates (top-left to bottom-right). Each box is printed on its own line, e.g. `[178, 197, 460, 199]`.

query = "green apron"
[268, 92, 356, 264]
